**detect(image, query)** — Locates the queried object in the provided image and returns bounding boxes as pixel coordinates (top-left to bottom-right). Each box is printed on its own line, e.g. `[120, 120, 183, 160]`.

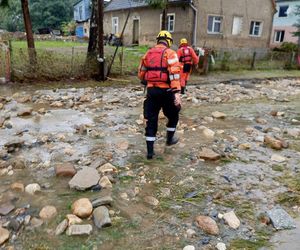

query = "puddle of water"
[261, 218, 300, 250]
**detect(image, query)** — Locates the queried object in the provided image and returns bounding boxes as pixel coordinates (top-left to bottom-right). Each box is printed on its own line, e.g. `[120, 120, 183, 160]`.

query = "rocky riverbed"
[0, 78, 300, 249]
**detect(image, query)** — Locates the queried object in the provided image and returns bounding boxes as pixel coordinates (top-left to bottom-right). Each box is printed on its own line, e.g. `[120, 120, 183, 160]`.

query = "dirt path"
[0, 78, 300, 249]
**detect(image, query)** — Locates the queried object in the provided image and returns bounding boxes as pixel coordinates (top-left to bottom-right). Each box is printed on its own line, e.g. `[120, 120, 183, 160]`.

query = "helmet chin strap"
[157, 39, 169, 47]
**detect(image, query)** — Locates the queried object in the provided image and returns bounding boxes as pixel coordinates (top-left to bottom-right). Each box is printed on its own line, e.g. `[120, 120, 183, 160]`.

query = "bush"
[274, 42, 298, 52]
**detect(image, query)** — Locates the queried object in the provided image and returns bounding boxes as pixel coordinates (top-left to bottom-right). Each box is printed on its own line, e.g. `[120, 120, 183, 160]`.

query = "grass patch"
[272, 165, 285, 172]
[275, 172, 300, 207]
[230, 238, 270, 250]
[230, 227, 272, 249]
[12, 40, 88, 49]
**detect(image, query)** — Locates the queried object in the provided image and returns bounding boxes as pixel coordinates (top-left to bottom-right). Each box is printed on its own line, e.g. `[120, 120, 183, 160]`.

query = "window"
[249, 21, 262, 36]
[79, 6, 83, 20]
[208, 15, 222, 34]
[112, 17, 119, 34]
[168, 14, 175, 32]
[160, 13, 175, 32]
[279, 5, 289, 17]
[274, 30, 285, 43]
[232, 16, 243, 35]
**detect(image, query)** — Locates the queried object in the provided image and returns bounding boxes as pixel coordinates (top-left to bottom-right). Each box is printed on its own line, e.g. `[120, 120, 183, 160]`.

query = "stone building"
[104, 0, 276, 54]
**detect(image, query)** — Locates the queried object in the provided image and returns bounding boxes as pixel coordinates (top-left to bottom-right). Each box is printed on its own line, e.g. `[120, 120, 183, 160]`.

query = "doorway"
[133, 19, 139, 45]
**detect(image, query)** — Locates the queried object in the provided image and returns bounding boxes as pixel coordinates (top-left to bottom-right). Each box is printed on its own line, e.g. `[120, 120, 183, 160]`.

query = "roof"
[104, 0, 147, 12]
[104, 0, 190, 12]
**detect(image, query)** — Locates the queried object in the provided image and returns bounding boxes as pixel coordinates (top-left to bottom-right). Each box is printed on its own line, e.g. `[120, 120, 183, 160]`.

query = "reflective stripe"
[168, 58, 179, 64]
[146, 136, 156, 141]
[174, 74, 180, 79]
[141, 66, 147, 71]
[167, 127, 176, 132]
[169, 75, 174, 80]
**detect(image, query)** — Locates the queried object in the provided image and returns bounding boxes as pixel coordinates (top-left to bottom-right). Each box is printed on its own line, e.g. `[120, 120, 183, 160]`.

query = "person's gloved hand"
[174, 92, 182, 107]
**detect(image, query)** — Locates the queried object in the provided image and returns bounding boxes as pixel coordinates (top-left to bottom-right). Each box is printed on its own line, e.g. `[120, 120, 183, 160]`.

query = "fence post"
[251, 51, 256, 70]
[8, 40, 13, 82]
[70, 46, 74, 77]
[5, 41, 11, 82]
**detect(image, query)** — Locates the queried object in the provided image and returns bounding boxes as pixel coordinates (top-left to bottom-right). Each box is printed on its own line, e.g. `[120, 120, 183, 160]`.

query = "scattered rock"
[91, 196, 113, 208]
[25, 183, 41, 195]
[98, 163, 117, 175]
[71, 198, 93, 219]
[4, 139, 24, 152]
[50, 101, 63, 107]
[199, 148, 221, 161]
[160, 188, 171, 198]
[99, 176, 113, 189]
[195, 216, 219, 235]
[186, 228, 196, 238]
[17, 108, 33, 117]
[216, 242, 227, 250]
[0, 202, 15, 216]
[66, 214, 83, 226]
[144, 196, 159, 206]
[66, 224, 93, 236]
[29, 217, 43, 229]
[90, 159, 106, 169]
[10, 182, 24, 192]
[286, 128, 300, 138]
[202, 127, 215, 139]
[55, 163, 76, 177]
[255, 117, 267, 124]
[267, 206, 296, 230]
[93, 206, 112, 229]
[0, 227, 10, 245]
[271, 154, 286, 163]
[264, 135, 283, 150]
[212, 111, 226, 119]
[204, 116, 214, 123]
[238, 143, 251, 150]
[69, 167, 100, 191]
[39, 206, 57, 220]
[55, 219, 68, 235]
[183, 246, 195, 250]
[223, 211, 240, 229]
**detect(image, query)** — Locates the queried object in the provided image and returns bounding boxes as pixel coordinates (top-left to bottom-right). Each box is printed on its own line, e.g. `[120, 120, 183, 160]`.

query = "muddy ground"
[0, 77, 300, 250]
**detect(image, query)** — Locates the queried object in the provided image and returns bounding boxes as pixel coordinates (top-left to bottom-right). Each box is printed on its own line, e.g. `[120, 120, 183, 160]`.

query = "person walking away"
[138, 30, 182, 159]
[177, 38, 199, 94]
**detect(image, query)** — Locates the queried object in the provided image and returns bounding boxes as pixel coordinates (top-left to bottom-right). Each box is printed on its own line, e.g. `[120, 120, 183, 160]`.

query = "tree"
[0, 0, 36, 64]
[293, 5, 300, 53]
[30, 0, 76, 31]
[146, 0, 168, 30]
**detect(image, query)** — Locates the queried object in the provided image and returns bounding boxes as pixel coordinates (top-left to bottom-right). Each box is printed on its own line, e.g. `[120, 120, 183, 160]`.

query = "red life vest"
[144, 47, 169, 83]
[179, 47, 192, 64]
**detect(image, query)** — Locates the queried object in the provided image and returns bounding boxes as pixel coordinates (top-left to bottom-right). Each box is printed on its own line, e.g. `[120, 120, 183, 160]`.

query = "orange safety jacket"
[138, 44, 181, 92]
[177, 45, 199, 72]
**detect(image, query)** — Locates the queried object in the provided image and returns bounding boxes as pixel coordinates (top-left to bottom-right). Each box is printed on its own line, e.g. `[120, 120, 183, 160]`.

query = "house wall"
[270, 0, 300, 47]
[74, 0, 91, 22]
[104, 5, 194, 47]
[195, 0, 275, 51]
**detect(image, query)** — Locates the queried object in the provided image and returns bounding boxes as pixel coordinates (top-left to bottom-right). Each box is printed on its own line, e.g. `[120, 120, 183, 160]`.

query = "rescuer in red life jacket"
[138, 30, 182, 159]
[177, 38, 199, 94]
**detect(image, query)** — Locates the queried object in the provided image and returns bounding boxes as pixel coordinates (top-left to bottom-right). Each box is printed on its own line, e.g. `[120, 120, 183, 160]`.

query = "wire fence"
[1, 40, 299, 82]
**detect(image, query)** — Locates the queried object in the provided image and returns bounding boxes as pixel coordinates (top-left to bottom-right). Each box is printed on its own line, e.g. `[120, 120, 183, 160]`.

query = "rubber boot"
[146, 141, 154, 159]
[166, 131, 179, 146]
[181, 86, 185, 95]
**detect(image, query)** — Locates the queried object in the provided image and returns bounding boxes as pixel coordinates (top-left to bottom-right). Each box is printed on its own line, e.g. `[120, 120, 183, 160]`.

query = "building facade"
[271, 0, 300, 47]
[74, 0, 91, 38]
[104, 0, 276, 53]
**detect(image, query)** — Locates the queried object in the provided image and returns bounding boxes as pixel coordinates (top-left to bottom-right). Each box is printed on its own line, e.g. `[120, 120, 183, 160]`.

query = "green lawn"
[12, 40, 88, 49]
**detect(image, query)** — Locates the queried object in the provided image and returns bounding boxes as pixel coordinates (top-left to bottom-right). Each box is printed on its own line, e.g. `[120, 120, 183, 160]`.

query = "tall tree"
[293, 5, 300, 53]
[146, 0, 168, 30]
[0, 0, 36, 64]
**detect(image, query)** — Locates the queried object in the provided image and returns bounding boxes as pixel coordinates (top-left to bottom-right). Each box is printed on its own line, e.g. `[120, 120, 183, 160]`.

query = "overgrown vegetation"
[275, 172, 300, 207]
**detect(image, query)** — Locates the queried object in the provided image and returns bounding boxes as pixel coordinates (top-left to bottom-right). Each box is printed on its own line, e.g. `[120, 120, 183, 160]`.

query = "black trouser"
[144, 87, 181, 142]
